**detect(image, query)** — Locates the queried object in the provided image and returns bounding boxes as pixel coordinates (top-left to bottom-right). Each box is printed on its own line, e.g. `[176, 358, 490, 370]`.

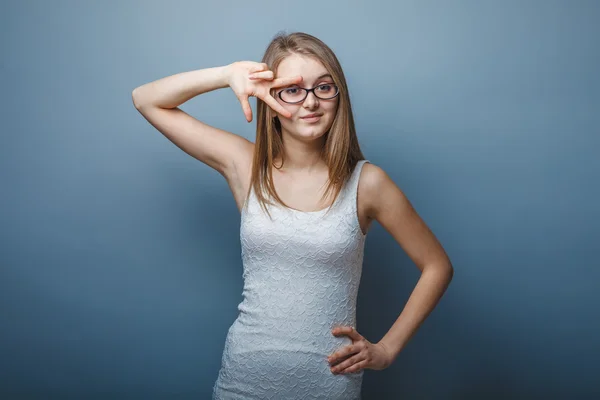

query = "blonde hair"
[245, 31, 366, 219]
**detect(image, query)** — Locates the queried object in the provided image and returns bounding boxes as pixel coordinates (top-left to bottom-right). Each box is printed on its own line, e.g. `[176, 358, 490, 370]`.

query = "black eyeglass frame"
[276, 83, 340, 104]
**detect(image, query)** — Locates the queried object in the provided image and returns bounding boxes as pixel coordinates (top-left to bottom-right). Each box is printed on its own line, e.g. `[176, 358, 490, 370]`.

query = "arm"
[131, 65, 253, 179]
[364, 163, 454, 362]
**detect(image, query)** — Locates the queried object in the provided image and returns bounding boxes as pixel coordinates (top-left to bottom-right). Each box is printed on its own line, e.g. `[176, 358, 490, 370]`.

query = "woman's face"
[273, 54, 339, 142]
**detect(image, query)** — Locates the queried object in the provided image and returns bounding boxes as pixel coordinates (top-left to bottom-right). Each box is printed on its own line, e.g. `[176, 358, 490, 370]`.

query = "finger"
[262, 95, 291, 119]
[333, 326, 362, 340]
[338, 359, 368, 374]
[270, 75, 303, 88]
[250, 63, 269, 73]
[237, 94, 252, 122]
[249, 70, 274, 80]
[328, 344, 361, 366]
[331, 353, 365, 374]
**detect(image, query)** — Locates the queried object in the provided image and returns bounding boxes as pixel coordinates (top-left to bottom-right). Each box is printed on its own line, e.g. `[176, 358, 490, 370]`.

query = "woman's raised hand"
[225, 61, 303, 123]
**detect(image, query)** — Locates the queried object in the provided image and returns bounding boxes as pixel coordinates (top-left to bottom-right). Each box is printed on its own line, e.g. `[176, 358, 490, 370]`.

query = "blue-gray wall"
[1, 1, 598, 398]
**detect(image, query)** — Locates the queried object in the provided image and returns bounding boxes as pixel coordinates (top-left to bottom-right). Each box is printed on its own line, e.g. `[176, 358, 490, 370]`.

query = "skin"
[266, 53, 339, 171]
[249, 54, 454, 374]
[133, 56, 454, 376]
[250, 54, 343, 211]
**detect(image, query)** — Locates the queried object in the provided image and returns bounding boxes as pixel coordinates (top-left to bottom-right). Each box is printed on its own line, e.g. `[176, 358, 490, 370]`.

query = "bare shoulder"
[357, 161, 403, 220]
[359, 161, 452, 271]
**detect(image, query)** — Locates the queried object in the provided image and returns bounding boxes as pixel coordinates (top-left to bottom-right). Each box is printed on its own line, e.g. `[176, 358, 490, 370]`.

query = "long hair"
[245, 31, 365, 220]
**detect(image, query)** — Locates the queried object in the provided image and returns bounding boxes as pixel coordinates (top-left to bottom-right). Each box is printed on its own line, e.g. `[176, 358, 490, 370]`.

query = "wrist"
[378, 339, 400, 363]
[219, 63, 233, 88]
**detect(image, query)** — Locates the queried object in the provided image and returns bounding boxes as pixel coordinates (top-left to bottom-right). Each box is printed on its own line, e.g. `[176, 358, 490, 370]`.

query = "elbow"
[132, 86, 152, 109]
[132, 86, 159, 110]
[431, 261, 454, 282]
[422, 261, 453, 281]
[132, 87, 143, 109]
[443, 260, 454, 278]
[445, 263, 454, 285]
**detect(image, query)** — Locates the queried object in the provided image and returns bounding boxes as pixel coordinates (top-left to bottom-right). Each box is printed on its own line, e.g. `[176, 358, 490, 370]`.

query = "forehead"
[277, 54, 329, 81]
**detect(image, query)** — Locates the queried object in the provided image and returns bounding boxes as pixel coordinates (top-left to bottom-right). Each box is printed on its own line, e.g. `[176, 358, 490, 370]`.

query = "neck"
[276, 131, 327, 173]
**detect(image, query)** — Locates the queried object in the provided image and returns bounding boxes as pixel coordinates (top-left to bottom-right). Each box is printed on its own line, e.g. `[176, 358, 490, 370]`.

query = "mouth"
[300, 114, 322, 122]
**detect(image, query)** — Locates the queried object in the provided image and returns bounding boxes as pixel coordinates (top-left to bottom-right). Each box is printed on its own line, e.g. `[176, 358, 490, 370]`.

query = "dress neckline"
[281, 183, 346, 215]
[243, 160, 365, 218]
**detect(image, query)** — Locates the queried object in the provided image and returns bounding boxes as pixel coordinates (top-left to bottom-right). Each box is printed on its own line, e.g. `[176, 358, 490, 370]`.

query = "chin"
[281, 119, 332, 140]
[302, 132, 328, 142]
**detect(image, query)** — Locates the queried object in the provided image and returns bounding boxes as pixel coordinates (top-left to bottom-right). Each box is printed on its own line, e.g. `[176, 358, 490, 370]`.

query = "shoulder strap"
[348, 159, 369, 198]
[335, 159, 370, 213]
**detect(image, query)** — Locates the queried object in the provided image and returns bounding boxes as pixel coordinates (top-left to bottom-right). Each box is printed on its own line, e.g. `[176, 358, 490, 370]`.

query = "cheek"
[325, 105, 338, 119]
[332, 99, 340, 111]
[324, 99, 339, 114]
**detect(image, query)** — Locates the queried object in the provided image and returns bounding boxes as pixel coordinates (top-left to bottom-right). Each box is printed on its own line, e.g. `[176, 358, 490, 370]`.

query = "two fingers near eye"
[247, 69, 302, 118]
[262, 75, 303, 118]
[271, 75, 303, 88]
[249, 72, 303, 89]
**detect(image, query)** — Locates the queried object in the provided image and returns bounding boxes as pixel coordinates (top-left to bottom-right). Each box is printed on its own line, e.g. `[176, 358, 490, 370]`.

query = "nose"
[302, 90, 319, 109]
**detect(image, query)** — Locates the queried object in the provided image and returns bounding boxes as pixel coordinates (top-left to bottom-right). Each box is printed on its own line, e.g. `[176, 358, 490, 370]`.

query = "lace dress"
[212, 160, 370, 399]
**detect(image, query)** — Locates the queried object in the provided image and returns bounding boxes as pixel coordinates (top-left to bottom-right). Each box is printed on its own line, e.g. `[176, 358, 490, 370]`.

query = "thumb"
[237, 94, 253, 122]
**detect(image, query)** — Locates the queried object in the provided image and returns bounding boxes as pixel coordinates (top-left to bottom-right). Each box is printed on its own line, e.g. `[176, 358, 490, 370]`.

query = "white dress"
[212, 160, 370, 399]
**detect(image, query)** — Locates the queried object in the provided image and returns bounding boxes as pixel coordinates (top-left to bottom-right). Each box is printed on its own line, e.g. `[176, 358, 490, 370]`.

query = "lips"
[301, 113, 322, 119]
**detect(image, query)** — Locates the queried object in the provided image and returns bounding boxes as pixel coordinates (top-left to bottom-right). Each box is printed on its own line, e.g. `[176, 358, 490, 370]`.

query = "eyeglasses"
[277, 83, 339, 104]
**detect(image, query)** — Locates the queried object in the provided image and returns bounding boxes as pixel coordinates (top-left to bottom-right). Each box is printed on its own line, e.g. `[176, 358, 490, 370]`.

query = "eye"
[284, 88, 299, 94]
[316, 84, 336, 93]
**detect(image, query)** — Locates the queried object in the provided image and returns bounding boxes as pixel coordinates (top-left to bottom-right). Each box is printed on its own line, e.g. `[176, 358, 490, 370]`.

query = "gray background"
[1, 0, 598, 398]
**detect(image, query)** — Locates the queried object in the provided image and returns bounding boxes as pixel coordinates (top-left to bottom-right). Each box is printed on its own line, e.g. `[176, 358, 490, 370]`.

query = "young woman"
[133, 31, 453, 399]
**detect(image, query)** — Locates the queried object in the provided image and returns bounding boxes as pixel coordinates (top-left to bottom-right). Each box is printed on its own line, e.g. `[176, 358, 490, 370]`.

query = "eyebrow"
[313, 73, 332, 82]
[281, 73, 334, 90]
[289, 73, 333, 88]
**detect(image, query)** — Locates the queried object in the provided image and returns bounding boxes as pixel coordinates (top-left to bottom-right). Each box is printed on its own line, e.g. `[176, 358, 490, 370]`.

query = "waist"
[236, 294, 358, 329]
[226, 316, 357, 356]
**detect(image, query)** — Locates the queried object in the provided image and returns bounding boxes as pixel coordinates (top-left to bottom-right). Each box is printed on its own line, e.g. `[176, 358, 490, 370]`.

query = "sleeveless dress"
[212, 159, 370, 400]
